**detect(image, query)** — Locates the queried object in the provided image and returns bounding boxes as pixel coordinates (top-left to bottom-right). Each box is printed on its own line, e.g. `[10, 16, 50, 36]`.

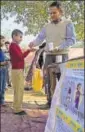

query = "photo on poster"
[60, 76, 84, 119]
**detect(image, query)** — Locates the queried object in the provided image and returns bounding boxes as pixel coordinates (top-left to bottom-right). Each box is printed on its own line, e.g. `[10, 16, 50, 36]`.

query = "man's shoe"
[14, 111, 26, 115]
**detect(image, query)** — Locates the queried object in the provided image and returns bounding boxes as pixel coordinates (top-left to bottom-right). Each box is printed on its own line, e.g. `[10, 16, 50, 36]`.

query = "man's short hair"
[11, 29, 23, 38]
[49, 1, 63, 14]
[0, 35, 5, 39]
[50, 1, 61, 8]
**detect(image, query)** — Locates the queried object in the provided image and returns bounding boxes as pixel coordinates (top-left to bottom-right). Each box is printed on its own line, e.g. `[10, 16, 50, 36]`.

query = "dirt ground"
[1, 88, 48, 132]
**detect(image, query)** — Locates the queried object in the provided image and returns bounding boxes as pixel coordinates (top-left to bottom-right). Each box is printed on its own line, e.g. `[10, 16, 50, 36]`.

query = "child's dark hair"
[5, 41, 10, 45]
[49, 1, 63, 14]
[0, 35, 5, 39]
[11, 29, 23, 38]
[77, 83, 81, 88]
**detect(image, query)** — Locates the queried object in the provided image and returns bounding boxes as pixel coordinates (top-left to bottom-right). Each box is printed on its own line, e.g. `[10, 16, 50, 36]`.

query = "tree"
[1, 1, 84, 41]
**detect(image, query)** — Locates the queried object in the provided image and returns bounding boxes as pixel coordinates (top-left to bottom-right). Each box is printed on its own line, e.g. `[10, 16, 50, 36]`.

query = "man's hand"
[54, 47, 62, 51]
[55, 47, 59, 50]
[29, 42, 34, 48]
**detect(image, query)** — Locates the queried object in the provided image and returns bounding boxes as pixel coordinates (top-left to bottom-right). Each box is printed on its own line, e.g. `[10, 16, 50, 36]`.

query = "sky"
[1, 16, 35, 47]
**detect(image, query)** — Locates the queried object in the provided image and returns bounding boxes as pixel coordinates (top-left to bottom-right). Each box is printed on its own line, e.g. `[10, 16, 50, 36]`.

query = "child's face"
[77, 84, 81, 91]
[13, 33, 23, 44]
[0, 38, 5, 47]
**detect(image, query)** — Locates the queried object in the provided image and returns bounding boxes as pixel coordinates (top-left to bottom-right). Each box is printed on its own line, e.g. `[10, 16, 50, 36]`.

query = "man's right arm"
[29, 27, 46, 48]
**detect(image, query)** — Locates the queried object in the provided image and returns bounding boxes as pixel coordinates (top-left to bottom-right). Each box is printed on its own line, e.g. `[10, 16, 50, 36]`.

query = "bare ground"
[1, 88, 48, 132]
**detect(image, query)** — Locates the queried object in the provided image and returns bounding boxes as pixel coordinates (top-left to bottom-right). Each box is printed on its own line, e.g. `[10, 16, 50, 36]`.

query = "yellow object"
[32, 68, 43, 92]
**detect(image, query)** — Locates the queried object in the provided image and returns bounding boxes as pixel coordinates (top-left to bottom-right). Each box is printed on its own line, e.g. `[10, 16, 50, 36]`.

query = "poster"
[45, 58, 84, 132]
[60, 59, 84, 121]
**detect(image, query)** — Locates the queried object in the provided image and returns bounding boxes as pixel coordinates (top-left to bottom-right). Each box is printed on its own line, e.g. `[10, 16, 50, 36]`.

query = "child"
[0, 35, 8, 106]
[9, 29, 35, 115]
[5, 41, 11, 88]
[65, 87, 72, 110]
[75, 83, 82, 109]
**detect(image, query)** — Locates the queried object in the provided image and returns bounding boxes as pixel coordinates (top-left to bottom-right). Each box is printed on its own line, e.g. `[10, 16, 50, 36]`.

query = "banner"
[45, 58, 84, 132]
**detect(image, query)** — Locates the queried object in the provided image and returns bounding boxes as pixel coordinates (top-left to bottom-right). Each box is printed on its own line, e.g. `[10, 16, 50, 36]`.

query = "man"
[29, 1, 76, 107]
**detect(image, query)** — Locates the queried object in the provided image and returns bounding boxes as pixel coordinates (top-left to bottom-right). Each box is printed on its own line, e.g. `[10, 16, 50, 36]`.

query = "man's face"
[49, 7, 61, 21]
[13, 33, 23, 44]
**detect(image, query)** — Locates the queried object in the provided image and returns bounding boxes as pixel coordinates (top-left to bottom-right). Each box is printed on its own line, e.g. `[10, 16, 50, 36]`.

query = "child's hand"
[30, 48, 36, 52]
[29, 42, 35, 48]
[0, 61, 8, 66]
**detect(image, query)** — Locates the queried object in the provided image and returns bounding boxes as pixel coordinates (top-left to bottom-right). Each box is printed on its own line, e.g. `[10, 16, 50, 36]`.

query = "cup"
[48, 42, 54, 51]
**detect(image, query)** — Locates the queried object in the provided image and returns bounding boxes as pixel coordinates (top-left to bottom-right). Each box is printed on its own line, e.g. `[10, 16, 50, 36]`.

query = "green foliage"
[1, 1, 84, 40]
[71, 42, 84, 48]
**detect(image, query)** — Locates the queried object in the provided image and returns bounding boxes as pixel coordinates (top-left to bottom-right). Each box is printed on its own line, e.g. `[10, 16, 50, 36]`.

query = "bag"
[32, 68, 43, 92]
